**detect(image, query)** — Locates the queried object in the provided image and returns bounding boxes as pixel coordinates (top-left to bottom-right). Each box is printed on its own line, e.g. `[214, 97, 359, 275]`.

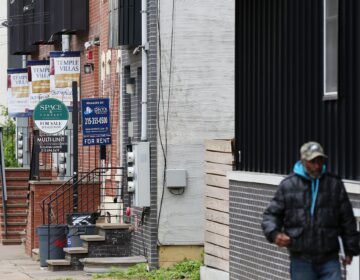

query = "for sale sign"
[33, 98, 69, 134]
[81, 98, 112, 146]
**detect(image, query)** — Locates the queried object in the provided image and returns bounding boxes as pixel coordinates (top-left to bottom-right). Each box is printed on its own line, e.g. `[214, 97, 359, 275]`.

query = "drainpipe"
[141, 0, 148, 141]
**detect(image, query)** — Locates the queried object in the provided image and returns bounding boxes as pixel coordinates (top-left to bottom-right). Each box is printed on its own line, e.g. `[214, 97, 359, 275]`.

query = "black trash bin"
[67, 224, 97, 247]
[36, 224, 68, 267]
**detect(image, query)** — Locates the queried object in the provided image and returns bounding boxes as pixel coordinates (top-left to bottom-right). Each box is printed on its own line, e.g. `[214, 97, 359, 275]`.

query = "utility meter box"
[132, 142, 150, 207]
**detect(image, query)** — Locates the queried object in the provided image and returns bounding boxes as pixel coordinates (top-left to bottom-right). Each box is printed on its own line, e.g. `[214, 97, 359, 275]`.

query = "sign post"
[72, 82, 78, 213]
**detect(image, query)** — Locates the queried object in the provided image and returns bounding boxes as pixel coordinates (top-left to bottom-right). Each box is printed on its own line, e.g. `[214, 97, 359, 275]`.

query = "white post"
[62, 34, 70, 52]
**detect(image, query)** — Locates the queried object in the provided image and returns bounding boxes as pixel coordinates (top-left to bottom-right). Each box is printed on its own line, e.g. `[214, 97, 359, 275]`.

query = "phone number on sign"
[84, 117, 109, 125]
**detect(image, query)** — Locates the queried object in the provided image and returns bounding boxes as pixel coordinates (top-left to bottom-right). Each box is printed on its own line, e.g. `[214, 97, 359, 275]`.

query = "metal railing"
[40, 167, 125, 226]
[0, 128, 8, 238]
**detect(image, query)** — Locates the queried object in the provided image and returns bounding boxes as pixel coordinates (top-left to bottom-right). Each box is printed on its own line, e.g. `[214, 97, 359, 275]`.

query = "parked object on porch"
[67, 212, 100, 225]
[37, 224, 67, 267]
[67, 224, 97, 247]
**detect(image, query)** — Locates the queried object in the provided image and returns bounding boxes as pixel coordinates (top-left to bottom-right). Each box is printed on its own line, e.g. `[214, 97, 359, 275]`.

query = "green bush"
[0, 106, 19, 167]
[93, 259, 202, 280]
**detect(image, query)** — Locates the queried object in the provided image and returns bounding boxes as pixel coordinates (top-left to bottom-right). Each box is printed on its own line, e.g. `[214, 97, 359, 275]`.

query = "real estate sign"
[33, 98, 69, 134]
[7, 68, 29, 117]
[27, 60, 50, 111]
[81, 98, 112, 146]
[49, 51, 81, 107]
[34, 135, 68, 153]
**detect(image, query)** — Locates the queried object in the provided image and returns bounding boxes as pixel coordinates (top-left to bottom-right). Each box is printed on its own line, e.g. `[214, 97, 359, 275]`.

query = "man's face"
[302, 156, 325, 178]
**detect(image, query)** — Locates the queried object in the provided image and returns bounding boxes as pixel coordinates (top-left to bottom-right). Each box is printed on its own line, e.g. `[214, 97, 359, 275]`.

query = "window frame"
[323, 0, 339, 100]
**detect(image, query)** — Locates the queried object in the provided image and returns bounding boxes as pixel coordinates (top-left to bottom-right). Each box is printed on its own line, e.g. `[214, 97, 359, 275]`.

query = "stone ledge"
[81, 256, 146, 265]
[47, 259, 71, 266]
[81, 256, 147, 273]
[228, 171, 360, 195]
[80, 235, 105, 242]
[96, 223, 131, 230]
[63, 247, 88, 254]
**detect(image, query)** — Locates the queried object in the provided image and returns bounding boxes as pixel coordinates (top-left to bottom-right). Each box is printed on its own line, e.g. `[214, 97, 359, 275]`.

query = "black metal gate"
[235, 0, 360, 180]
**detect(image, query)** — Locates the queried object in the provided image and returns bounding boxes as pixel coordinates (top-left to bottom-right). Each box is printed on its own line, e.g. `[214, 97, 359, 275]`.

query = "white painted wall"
[0, 3, 8, 124]
[157, 0, 235, 244]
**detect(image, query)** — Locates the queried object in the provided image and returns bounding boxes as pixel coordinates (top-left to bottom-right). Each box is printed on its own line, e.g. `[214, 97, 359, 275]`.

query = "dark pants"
[290, 257, 342, 280]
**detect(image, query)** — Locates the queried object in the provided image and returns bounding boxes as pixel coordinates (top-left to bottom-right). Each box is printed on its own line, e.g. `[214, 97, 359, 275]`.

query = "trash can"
[67, 224, 97, 247]
[36, 224, 68, 267]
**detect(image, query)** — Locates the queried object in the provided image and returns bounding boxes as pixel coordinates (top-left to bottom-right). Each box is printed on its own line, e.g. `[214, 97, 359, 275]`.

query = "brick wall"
[87, 228, 132, 257]
[24, 0, 124, 254]
[229, 179, 360, 280]
[26, 181, 65, 255]
[28, 0, 122, 176]
[120, 0, 159, 269]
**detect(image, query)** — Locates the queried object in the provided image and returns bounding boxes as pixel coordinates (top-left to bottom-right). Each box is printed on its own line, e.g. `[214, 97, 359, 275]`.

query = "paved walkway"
[0, 245, 92, 280]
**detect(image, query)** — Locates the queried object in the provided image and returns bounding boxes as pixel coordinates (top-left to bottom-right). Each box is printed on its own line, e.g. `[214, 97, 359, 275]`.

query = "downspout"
[141, 0, 148, 141]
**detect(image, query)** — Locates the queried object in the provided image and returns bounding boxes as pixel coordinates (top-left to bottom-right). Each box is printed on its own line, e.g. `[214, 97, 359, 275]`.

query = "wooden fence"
[204, 139, 234, 272]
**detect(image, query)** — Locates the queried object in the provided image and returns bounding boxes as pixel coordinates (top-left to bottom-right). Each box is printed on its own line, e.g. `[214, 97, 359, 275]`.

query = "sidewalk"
[0, 244, 92, 280]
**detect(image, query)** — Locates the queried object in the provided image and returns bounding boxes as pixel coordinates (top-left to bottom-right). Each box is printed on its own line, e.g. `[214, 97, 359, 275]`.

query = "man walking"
[262, 141, 360, 280]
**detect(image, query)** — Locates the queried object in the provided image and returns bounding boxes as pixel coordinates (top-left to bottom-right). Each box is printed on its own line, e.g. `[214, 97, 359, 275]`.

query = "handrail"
[0, 128, 8, 238]
[41, 167, 124, 225]
[40, 175, 76, 224]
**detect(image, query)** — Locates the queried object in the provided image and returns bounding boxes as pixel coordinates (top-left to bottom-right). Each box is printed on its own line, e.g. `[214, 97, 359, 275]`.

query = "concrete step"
[4, 169, 30, 179]
[4, 212, 28, 217]
[0, 186, 28, 190]
[96, 223, 131, 230]
[1, 230, 26, 235]
[0, 221, 27, 226]
[1, 238, 22, 245]
[63, 247, 88, 254]
[32, 248, 40, 261]
[80, 256, 147, 273]
[0, 194, 28, 199]
[46, 259, 72, 271]
[0, 203, 28, 208]
[80, 235, 105, 242]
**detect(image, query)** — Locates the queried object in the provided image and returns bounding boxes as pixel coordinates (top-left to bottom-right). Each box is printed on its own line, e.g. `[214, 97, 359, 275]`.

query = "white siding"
[0, 3, 7, 108]
[157, 0, 235, 244]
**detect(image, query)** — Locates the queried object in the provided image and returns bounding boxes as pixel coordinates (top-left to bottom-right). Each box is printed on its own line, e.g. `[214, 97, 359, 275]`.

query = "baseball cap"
[300, 142, 328, 161]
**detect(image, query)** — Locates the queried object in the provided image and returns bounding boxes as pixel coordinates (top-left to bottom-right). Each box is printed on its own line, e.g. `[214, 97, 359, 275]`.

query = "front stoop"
[80, 256, 147, 273]
[0, 168, 30, 245]
[46, 223, 136, 272]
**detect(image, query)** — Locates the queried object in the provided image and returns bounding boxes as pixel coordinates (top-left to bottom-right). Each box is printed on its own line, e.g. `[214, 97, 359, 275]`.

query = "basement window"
[323, 0, 338, 100]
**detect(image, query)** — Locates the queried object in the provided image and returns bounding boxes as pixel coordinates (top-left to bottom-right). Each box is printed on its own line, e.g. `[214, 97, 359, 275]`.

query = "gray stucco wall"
[157, 0, 235, 245]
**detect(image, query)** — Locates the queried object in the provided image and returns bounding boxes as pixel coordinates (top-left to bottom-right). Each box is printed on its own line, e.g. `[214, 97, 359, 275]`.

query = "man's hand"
[275, 233, 291, 248]
[342, 256, 352, 266]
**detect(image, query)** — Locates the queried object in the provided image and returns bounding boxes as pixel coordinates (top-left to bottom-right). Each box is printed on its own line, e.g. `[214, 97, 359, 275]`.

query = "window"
[324, 0, 338, 98]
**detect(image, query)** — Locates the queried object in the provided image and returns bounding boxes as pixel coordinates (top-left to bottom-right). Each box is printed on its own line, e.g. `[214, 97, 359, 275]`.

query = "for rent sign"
[81, 98, 112, 146]
[33, 98, 69, 134]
